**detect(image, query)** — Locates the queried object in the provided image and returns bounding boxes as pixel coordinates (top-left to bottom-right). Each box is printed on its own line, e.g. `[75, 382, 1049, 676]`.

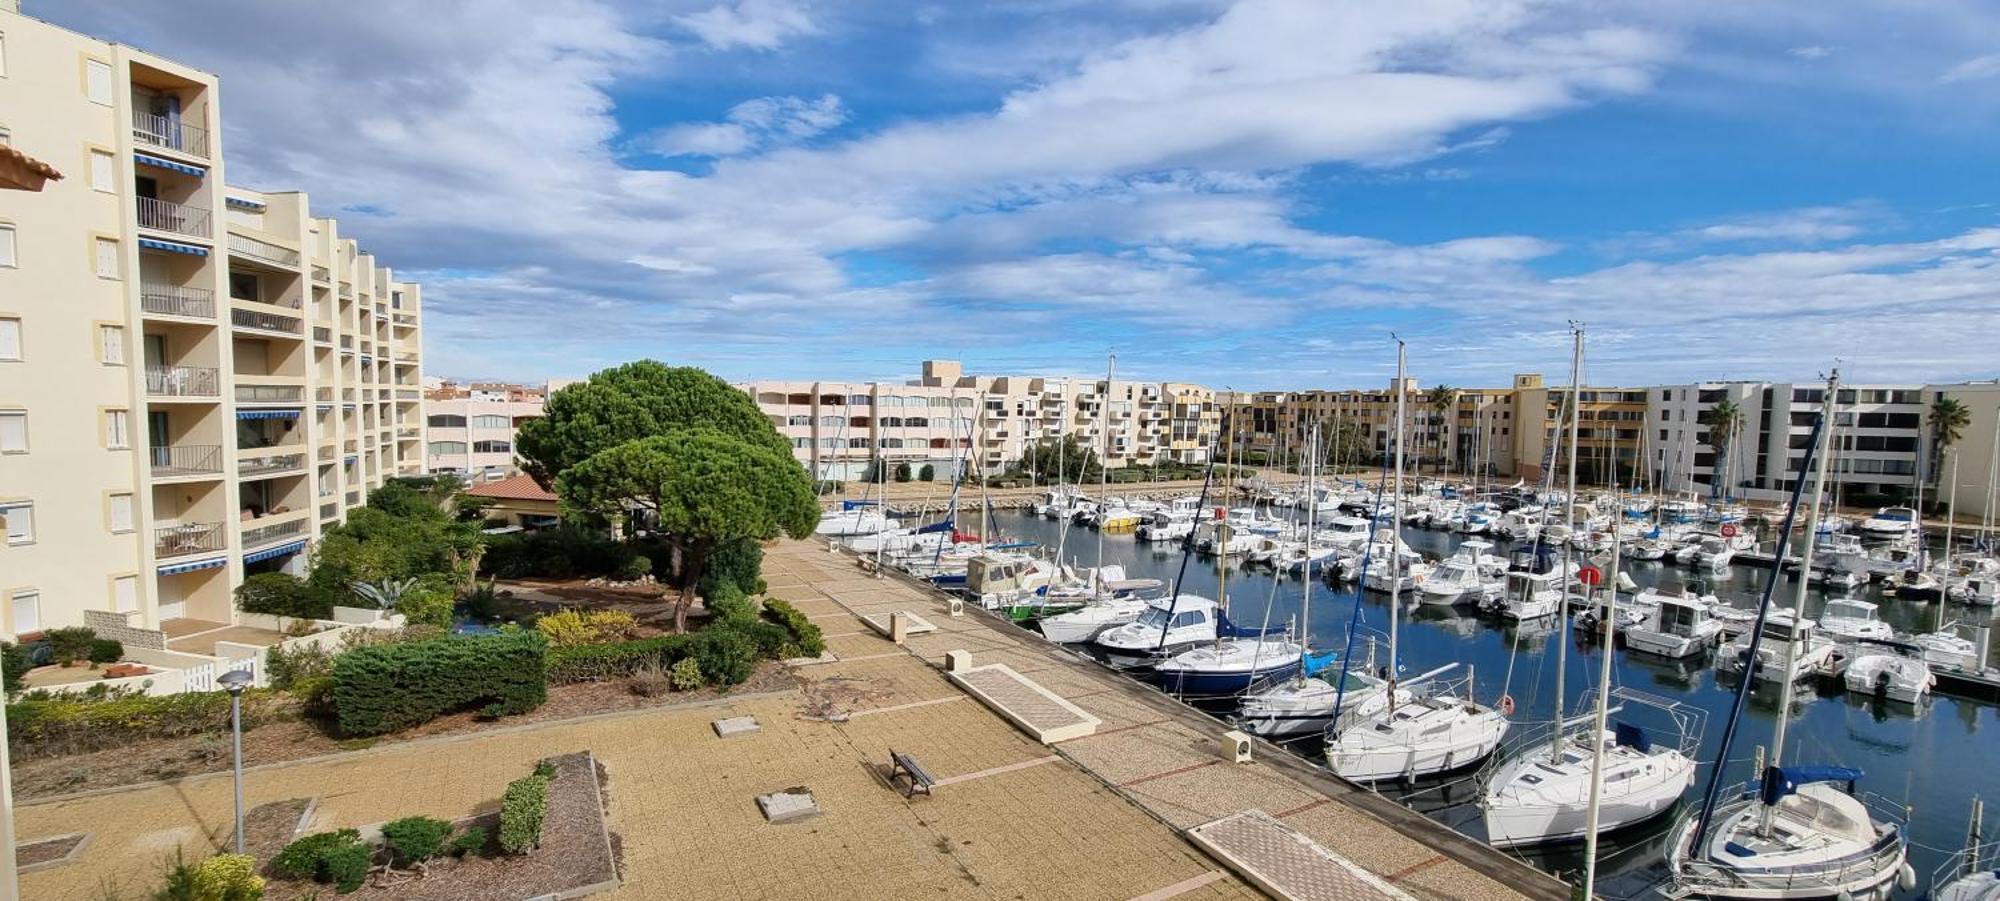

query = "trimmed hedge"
[236, 571, 336, 620]
[546, 634, 695, 685]
[544, 617, 789, 687]
[499, 763, 554, 854]
[331, 631, 548, 736]
[761, 598, 826, 658]
[7, 689, 291, 758]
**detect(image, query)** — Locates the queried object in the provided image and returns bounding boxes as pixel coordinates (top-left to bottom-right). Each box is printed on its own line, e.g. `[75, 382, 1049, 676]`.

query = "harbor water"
[983, 508, 2000, 897]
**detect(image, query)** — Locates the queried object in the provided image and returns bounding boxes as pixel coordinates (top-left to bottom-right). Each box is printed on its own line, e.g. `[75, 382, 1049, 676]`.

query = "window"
[0, 317, 17, 360]
[113, 575, 138, 613]
[229, 272, 260, 302]
[105, 409, 129, 448]
[0, 410, 23, 452]
[472, 440, 511, 454]
[427, 414, 465, 428]
[470, 414, 509, 429]
[94, 236, 120, 278]
[85, 59, 113, 104]
[0, 223, 14, 268]
[11, 590, 39, 636]
[0, 30, 7, 78]
[109, 492, 134, 533]
[89, 149, 114, 192]
[1, 501, 32, 545]
[427, 440, 467, 455]
[98, 324, 124, 364]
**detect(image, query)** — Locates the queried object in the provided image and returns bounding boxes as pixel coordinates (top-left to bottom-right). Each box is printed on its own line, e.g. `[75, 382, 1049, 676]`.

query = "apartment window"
[113, 575, 138, 613]
[0, 126, 8, 146]
[1, 501, 32, 545]
[229, 272, 260, 302]
[0, 30, 8, 77]
[0, 223, 15, 268]
[0, 317, 17, 360]
[98, 324, 125, 364]
[89, 149, 115, 192]
[94, 236, 120, 278]
[427, 414, 466, 428]
[0, 410, 24, 453]
[109, 492, 134, 533]
[470, 414, 509, 429]
[427, 441, 466, 456]
[472, 440, 510, 454]
[85, 59, 113, 105]
[105, 409, 130, 449]
[11, 591, 39, 636]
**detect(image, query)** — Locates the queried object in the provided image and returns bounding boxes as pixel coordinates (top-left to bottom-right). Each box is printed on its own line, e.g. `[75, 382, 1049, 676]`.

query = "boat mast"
[1095, 355, 1116, 591]
[1942, 451, 1958, 630]
[1581, 497, 1623, 899]
[1298, 422, 1318, 684]
[1389, 339, 1408, 694]
[1761, 369, 1839, 835]
[1553, 323, 1583, 757]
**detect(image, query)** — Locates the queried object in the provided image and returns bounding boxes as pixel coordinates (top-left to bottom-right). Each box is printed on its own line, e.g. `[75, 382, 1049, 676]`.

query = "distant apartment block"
[423, 394, 544, 482]
[0, 5, 424, 644]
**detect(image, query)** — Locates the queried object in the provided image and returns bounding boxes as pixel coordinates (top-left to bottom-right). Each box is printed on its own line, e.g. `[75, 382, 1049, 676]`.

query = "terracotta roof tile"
[466, 473, 557, 502]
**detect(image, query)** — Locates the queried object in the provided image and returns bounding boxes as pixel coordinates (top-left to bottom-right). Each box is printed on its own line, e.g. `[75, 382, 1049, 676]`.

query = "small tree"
[893, 462, 912, 482]
[918, 463, 935, 482]
[555, 430, 818, 632]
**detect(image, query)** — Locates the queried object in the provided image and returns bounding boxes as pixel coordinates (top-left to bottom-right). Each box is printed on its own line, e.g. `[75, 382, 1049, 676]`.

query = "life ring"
[1498, 694, 1516, 716]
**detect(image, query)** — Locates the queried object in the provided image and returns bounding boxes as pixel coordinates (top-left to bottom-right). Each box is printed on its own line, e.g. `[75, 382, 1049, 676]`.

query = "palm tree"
[1701, 398, 1745, 500]
[1930, 395, 1972, 508]
[1425, 384, 1455, 474]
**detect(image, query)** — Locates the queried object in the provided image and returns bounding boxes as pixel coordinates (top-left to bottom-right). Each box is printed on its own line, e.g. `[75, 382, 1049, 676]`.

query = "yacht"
[1817, 599, 1893, 643]
[1135, 509, 1194, 543]
[1624, 589, 1726, 658]
[1481, 699, 1700, 848]
[1237, 666, 1399, 738]
[1416, 539, 1502, 607]
[1153, 634, 1306, 698]
[963, 553, 1063, 614]
[1719, 612, 1836, 684]
[1841, 641, 1936, 704]
[1319, 515, 1374, 550]
[1911, 626, 1981, 672]
[1667, 768, 1912, 900]
[1860, 506, 1919, 538]
[1088, 595, 1218, 668]
[1037, 593, 1154, 645]
[1324, 667, 1509, 783]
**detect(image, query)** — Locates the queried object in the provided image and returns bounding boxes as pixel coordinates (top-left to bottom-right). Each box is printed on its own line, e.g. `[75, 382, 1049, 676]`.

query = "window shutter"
[0, 319, 17, 360]
[100, 324, 124, 363]
[0, 412, 25, 452]
[11, 591, 40, 635]
[0, 225, 15, 268]
[90, 150, 115, 192]
[85, 59, 113, 105]
[94, 237, 120, 278]
[113, 576, 138, 613]
[110, 493, 134, 532]
[107, 409, 129, 448]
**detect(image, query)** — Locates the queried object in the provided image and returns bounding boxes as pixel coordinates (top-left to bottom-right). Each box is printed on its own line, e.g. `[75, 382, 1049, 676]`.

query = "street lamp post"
[218, 669, 255, 855]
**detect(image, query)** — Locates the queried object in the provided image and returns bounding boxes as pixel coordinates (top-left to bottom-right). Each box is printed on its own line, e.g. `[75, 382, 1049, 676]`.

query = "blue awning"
[137, 237, 208, 256]
[243, 539, 307, 564]
[236, 409, 302, 420]
[158, 555, 228, 576]
[1760, 765, 1864, 806]
[134, 151, 206, 176]
[225, 196, 266, 210]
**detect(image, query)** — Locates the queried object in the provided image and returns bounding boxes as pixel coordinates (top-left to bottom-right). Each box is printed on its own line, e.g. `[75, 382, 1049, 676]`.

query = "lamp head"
[218, 669, 254, 693]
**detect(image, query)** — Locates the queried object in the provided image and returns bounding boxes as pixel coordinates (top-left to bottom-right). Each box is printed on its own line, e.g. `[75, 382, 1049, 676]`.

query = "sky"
[45, 0, 2000, 390]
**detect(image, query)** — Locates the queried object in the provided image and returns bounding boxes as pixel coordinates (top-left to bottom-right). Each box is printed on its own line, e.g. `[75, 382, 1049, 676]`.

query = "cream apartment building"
[423, 396, 543, 481]
[0, 5, 425, 638]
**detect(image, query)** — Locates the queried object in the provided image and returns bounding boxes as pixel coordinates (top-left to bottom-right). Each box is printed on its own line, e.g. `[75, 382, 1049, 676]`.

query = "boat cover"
[1759, 764, 1863, 806]
[1302, 651, 1339, 676]
[915, 519, 954, 534]
[1614, 721, 1650, 753]
[841, 500, 879, 510]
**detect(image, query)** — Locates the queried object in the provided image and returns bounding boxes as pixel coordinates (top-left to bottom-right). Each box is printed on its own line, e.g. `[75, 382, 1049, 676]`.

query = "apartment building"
[1512, 377, 1649, 486]
[1928, 382, 2000, 524]
[1649, 382, 1930, 506]
[0, 6, 424, 639]
[423, 396, 543, 481]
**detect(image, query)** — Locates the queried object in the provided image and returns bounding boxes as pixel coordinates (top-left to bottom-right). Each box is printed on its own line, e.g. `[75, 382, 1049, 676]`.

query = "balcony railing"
[235, 384, 303, 403]
[145, 365, 221, 398]
[313, 326, 331, 343]
[345, 490, 361, 506]
[149, 444, 223, 478]
[155, 522, 226, 559]
[241, 517, 307, 549]
[311, 265, 330, 283]
[319, 502, 338, 521]
[338, 282, 354, 299]
[314, 386, 334, 402]
[343, 440, 358, 453]
[227, 231, 301, 267]
[393, 313, 417, 326]
[239, 453, 307, 478]
[395, 351, 418, 363]
[132, 109, 210, 158]
[139, 281, 216, 319]
[317, 444, 334, 461]
[137, 197, 212, 239]
[231, 307, 303, 335]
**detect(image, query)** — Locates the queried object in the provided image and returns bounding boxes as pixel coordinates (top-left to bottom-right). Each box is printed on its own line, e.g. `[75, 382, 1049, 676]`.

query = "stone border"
[947, 661, 1101, 744]
[534, 750, 621, 901]
[15, 832, 92, 873]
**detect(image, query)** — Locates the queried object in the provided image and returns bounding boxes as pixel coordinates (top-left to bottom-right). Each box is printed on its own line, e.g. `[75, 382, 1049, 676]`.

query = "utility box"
[1223, 730, 1253, 764]
[945, 649, 972, 672]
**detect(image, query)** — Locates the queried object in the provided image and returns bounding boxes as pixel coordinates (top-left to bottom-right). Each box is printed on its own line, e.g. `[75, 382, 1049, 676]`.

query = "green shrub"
[462, 583, 501, 621]
[450, 826, 488, 858]
[236, 572, 334, 620]
[46, 627, 96, 667]
[613, 554, 652, 581]
[330, 631, 547, 736]
[697, 537, 764, 600]
[192, 852, 265, 900]
[499, 769, 552, 854]
[380, 815, 452, 866]
[6, 690, 289, 759]
[482, 526, 635, 580]
[894, 462, 912, 482]
[535, 609, 640, 648]
[3, 642, 30, 695]
[703, 582, 755, 624]
[323, 840, 372, 893]
[669, 657, 704, 691]
[545, 634, 695, 684]
[693, 627, 757, 687]
[271, 829, 368, 890]
[88, 638, 123, 666]
[918, 463, 935, 481]
[264, 643, 335, 692]
[761, 598, 826, 658]
[395, 588, 455, 630]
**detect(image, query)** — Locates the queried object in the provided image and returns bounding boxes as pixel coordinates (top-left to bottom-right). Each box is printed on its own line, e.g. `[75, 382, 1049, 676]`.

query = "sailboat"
[1324, 340, 1508, 782]
[1666, 371, 1913, 901]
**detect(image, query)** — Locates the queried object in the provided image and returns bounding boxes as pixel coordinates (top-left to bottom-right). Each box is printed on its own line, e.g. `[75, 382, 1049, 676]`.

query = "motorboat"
[1817, 599, 1893, 643]
[1718, 612, 1836, 684]
[1892, 568, 1943, 601]
[1135, 509, 1194, 543]
[1859, 506, 1919, 538]
[1666, 767, 1912, 900]
[1623, 536, 1672, 561]
[1624, 589, 1726, 658]
[1319, 515, 1374, 550]
[1949, 573, 2000, 607]
[1088, 595, 1218, 668]
[1276, 543, 1338, 577]
[1483, 546, 1573, 621]
[1841, 641, 1936, 704]
[1694, 533, 1741, 569]
[1324, 667, 1509, 783]
[1481, 699, 1701, 848]
[1416, 539, 1502, 607]
[1037, 593, 1153, 644]
[964, 553, 1063, 614]
[1911, 626, 1981, 672]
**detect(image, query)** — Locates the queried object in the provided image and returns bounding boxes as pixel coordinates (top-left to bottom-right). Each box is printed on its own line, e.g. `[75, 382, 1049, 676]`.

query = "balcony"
[138, 281, 216, 319]
[231, 307, 303, 335]
[311, 265, 330, 283]
[314, 386, 334, 402]
[131, 109, 210, 159]
[319, 502, 338, 521]
[317, 444, 334, 461]
[155, 522, 226, 559]
[235, 384, 304, 404]
[241, 516, 307, 549]
[227, 231, 301, 268]
[344, 440, 358, 454]
[137, 197, 212, 239]
[239, 453, 307, 479]
[146, 365, 221, 398]
[149, 444, 223, 478]
[338, 282, 354, 299]
[393, 313, 417, 326]
[313, 326, 331, 344]
[345, 490, 361, 506]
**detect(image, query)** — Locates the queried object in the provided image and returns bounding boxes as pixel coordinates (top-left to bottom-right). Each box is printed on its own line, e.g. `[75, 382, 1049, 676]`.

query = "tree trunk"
[674, 546, 707, 634]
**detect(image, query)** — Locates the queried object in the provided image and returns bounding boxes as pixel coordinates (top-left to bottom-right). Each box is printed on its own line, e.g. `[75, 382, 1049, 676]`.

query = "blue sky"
[47, 0, 2000, 389]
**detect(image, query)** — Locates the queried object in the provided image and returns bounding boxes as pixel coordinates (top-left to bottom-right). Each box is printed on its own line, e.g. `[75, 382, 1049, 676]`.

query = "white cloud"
[647, 94, 847, 157]
[1941, 54, 2000, 84]
[675, 0, 819, 51]
[1788, 45, 1832, 60]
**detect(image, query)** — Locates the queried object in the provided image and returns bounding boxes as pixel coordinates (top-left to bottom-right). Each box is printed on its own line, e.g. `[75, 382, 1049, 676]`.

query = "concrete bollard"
[945, 649, 971, 672]
[889, 611, 909, 644]
[1223, 730, 1253, 764]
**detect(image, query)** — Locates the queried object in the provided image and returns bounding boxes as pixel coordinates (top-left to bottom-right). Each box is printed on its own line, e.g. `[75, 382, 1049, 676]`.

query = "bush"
[630, 662, 671, 696]
[535, 609, 641, 648]
[450, 826, 488, 858]
[380, 815, 452, 866]
[482, 526, 635, 580]
[322, 840, 372, 893]
[919, 463, 935, 481]
[236, 572, 335, 621]
[271, 829, 368, 891]
[545, 634, 694, 684]
[3, 642, 30, 695]
[264, 643, 335, 692]
[613, 555, 652, 581]
[697, 538, 764, 600]
[762, 598, 825, 658]
[46, 627, 96, 667]
[693, 627, 757, 687]
[7, 690, 289, 759]
[703, 582, 755, 624]
[499, 768, 552, 854]
[330, 631, 547, 736]
[88, 638, 123, 666]
[462, 582, 502, 622]
[193, 852, 265, 901]
[894, 462, 912, 482]
[395, 588, 455, 630]
[669, 657, 704, 691]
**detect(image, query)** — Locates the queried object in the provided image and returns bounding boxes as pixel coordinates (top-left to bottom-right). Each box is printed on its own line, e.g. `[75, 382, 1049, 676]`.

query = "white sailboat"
[1482, 694, 1703, 848]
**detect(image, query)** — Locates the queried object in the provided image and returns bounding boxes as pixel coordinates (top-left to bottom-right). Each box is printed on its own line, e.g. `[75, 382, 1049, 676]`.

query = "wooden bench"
[887, 749, 936, 798]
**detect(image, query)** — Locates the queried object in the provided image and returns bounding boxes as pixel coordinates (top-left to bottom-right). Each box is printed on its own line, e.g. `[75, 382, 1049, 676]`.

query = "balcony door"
[144, 333, 167, 369]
